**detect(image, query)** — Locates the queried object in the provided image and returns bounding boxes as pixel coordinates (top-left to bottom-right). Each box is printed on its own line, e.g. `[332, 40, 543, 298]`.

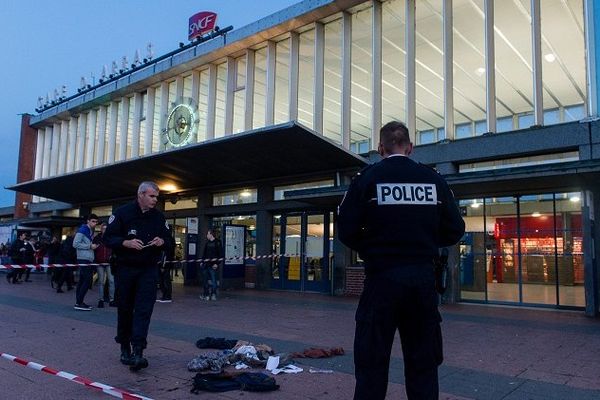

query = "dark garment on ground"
[196, 337, 239, 350]
[191, 372, 279, 393]
[291, 347, 345, 358]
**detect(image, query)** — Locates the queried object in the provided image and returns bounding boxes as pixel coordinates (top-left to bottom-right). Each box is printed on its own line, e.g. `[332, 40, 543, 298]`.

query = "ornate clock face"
[162, 98, 198, 148]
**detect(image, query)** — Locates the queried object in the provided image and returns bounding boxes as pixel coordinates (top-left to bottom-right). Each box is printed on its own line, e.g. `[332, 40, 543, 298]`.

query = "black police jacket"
[338, 155, 465, 272]
[103, 201, 172, 267]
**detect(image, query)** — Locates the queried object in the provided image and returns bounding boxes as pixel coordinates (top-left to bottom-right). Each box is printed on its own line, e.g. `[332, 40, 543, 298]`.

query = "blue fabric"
[77, 224, 93, 241]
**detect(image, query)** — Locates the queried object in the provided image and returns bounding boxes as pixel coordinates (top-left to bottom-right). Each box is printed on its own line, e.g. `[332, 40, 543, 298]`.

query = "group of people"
[5, 232, 36, 284]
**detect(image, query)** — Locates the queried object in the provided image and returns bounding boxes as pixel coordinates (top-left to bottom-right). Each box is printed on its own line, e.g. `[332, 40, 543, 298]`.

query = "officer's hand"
[148, 237, 164, 247]
[123, 239, 144, 250]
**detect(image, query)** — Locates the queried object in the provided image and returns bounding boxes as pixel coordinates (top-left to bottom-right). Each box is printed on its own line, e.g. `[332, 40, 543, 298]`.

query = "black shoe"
[120, 343, 134, 366]
[130, 346, 148, 371]
[109, 300, 117, 307]
[74, 303, 92, 311]
[56, 288, 64, 293]
[5, 275, 10, 284]
[97, 300, 104, 308]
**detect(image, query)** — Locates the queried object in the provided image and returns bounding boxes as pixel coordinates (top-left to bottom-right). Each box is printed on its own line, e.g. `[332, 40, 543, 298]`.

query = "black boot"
[120, 343, 133, 366]
[129, 345, 148, 371]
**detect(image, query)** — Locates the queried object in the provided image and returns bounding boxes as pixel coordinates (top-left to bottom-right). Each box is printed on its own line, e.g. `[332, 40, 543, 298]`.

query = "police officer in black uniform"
[338, 121, 465, 400]
[104, 181, 172, 371]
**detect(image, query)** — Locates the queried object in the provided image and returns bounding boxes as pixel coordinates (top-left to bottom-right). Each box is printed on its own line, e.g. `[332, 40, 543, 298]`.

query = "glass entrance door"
[271, 212, 331, 292]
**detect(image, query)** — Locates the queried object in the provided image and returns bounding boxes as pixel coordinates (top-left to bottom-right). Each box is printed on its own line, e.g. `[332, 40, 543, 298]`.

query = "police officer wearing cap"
[104, 181, 173, 371]
[338, 121, 465, 400]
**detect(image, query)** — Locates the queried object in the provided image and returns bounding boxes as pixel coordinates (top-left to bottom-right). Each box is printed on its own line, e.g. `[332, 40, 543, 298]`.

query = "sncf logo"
[376, 183, 437, 205]
[189, 12, 217, 40]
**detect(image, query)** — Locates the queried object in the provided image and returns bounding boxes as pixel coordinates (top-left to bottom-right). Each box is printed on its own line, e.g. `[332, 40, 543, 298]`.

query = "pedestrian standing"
[73, 214, 99, 310]
[338, 121, 465, 400]
[7, 232, 27, 284]
[103, 181, 172, 371]
[94, 223, 116, 308]
[200, 229, 222, 301]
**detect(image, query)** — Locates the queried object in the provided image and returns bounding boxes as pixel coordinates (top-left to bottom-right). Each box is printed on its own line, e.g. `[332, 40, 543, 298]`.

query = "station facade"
[9, 0, 600, 315]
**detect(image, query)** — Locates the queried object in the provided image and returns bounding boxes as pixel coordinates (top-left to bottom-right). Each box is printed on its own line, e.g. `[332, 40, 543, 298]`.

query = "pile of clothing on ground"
[188, 336, 344, 394]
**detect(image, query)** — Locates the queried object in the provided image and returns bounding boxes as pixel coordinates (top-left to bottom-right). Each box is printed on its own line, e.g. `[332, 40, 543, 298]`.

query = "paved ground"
[1, 271, 600, 399]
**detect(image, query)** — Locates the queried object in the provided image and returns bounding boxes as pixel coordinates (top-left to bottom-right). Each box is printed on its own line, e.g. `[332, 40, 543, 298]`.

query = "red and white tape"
[0, 352, 153, 400]
[0, 253, 303, 270]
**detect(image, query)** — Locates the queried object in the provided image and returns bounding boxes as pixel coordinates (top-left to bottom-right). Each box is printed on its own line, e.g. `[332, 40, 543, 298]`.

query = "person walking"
[103, 181, 172, 371]
[337, 121, 465, 400]
[94, 223, 116, 308]
[73, 214, 99, 310]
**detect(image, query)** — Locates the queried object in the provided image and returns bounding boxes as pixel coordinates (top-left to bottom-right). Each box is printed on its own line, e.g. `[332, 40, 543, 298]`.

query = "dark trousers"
[114, 265, 158, 349]
[353, 265, 442, 400]
[75, 262, 94, 304]
[158, 267, 172, 299]
[56, 266, 75, 290]
[17, 267, 30, 281]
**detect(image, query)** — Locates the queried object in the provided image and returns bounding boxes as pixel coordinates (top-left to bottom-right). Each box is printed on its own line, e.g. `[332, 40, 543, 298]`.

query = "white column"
[406, 0, 416, 141]
[50, 123, 60, 176]
[289, 32, 300, 121]
[372, 0, 382, 148]
[107, 102, 118, 163]
[225, 57, 235, 135]
[342, 12, 352, 149]
[66, 117, 77, 173]
[265, 41, 277, 126]
[314, 22, 325, 134]
[443, 0, 455, 140]
[85, 109, 97, 168]
[190, 72, 200, 143]
[245, 50, 255, 131]
[58, 120, 68, 174]
[531, 0, 543, 126]
[131, 92, 142, 158]
[145, 87, 155, 153]
[159, 82, 169, 150]
[206, 64, 217, 139]
[42, 126, 52, 178]
[96, 106, 107, 165]
[76, 113, 87, 171]
[484, 0, 497, 133]
[33, 130, 44, 203]
[119, 97, 130, 161]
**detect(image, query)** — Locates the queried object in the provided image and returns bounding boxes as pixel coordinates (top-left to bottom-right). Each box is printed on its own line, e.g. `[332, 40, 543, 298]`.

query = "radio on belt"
[376, 183, 437, 205]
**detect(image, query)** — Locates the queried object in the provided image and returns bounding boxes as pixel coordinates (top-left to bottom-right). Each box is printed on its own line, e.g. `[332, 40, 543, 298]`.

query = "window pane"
[298, 29, 315, 129]
[275, 40, 290, 124]
[351, 7, 372, 151]
[215, 63, 227, 137]
[253, 47, 267, 129]
[323, 18, 343, 144]
[382, 0, 406, 129]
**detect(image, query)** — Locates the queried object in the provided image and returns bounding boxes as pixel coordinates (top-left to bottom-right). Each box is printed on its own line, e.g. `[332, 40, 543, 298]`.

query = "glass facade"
[460, 193, 584, 308]
[32, 0, 588, 178]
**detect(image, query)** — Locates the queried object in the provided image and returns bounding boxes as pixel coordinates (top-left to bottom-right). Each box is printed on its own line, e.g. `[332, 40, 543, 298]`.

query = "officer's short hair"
[380, 121, 411, 153]
[138, 181, 159, 195]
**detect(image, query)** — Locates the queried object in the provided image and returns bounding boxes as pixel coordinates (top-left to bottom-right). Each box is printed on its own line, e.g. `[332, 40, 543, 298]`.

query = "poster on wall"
[187, 217, 198, 234]
[223, 224, 246, 278]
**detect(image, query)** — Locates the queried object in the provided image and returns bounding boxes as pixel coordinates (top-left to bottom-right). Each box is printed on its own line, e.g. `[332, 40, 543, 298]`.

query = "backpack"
[191, 372, 279, 394]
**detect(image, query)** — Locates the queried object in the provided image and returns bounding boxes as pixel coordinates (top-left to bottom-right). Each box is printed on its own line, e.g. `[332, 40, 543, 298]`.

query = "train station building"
[7, 0, 600, 315]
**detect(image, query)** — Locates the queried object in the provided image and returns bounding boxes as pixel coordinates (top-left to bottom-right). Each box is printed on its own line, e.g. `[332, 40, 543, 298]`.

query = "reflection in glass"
[323, 18, 342, 144]
[215, 63, 227, 137]
[253, 47, 267, 129]
[275, 40, 290, 124]
[298, 29, 315, 129]
[382, 0, 406, 129]
[351, 7, 372, 151]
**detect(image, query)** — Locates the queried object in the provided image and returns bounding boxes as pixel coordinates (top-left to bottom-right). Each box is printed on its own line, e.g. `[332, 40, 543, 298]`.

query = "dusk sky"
[0, 0, 299, 207]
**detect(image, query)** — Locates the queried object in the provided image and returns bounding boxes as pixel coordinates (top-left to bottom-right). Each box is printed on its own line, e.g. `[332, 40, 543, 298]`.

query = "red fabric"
[291, 347, 345, 358]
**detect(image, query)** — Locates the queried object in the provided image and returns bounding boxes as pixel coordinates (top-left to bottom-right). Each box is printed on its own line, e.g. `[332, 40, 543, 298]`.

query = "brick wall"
[344, 266, 365, 296]
[14, 114, 36, 219]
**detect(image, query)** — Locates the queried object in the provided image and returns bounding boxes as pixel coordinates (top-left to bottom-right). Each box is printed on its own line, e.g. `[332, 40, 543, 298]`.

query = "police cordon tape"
[0, 352, 154, 400]
[0, 253, 300, 270]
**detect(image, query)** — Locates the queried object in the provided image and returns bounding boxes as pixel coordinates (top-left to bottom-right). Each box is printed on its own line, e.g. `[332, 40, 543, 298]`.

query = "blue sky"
[0, 0, 299, 207]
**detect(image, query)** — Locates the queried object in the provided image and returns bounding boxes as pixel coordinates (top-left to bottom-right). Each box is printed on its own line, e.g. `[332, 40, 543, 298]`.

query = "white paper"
[266, 356, 280, 371]
[271, 364, 303, 375]
[188, 243, 196, 255]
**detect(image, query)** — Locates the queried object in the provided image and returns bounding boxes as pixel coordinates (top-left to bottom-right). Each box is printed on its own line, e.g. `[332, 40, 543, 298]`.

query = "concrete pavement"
[1, 271, 600, 399]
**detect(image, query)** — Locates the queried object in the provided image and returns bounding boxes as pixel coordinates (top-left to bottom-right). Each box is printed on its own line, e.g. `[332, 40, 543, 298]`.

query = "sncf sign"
[189, 11, 217, 40]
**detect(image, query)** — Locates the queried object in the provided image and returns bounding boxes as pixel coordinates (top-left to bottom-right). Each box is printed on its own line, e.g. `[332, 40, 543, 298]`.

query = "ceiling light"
[544, 53, 556, 63]
[475, 67, 485, 77]
[532, 212, 541, 217]
[240, 190, 251, 198]
[570, 196, 580, 202]
[470, 200, 481, 209]
[160, 183, 177, 192]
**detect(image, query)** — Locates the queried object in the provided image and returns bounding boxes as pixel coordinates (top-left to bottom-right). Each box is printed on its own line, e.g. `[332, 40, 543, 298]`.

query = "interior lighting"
[475, 67, 485, 77]
[160, 183, 178, 192]
[240, 190, 251, 198]
[570, 196, 580, 202]
[470, 200, 481, 209]
[532, 212, 541, 217]
[544, 53, 556, 63]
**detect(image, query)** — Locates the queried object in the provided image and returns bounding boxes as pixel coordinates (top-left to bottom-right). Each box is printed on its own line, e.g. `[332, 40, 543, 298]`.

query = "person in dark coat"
[55, 231, 77, 293]
[7, 232, 27, 284]
[200, 229, 222, 301]
[338, 121, 465, 400]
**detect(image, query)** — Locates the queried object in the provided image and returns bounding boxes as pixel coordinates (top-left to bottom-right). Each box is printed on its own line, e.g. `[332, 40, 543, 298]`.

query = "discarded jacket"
[195, 337, 239, 350]
[191, 372, 279, 393]
[188, 350, 233, 372]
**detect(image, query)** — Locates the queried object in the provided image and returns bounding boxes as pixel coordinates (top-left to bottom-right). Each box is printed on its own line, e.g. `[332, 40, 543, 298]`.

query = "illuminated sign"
[189, 11, 217, 41]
